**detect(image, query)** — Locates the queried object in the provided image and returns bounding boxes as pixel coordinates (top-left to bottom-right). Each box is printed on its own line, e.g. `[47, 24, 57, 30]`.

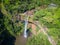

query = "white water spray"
[24, 16, 28, 38]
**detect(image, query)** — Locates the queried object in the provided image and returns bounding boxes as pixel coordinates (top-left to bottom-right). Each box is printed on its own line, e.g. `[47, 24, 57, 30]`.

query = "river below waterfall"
[15, 33, 27, 45]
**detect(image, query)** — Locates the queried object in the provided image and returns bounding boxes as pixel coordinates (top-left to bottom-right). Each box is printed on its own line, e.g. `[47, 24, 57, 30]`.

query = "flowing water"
[24, 16, 28, 38]
[15, 16, 29, 45]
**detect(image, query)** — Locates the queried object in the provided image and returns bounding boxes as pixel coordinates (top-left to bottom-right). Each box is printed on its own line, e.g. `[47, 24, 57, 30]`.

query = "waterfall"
[24, 16, 28, 38]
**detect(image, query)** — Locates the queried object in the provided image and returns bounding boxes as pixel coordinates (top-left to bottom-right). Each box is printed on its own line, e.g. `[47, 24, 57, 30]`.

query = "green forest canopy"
[0, 0, 60, 45]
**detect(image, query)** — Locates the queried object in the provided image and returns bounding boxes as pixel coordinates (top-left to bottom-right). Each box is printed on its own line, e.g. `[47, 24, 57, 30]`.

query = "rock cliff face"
[24, 9, 35, 16]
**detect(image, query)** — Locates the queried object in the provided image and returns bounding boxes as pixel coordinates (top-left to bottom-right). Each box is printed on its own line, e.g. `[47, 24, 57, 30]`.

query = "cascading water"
[24, 16, 28, 38]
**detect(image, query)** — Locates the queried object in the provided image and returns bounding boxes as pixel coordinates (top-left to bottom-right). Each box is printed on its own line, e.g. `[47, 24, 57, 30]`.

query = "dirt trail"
[34, 22, 56, 45]
[31, 24, 37, 35]
[28, 21, 56, 45]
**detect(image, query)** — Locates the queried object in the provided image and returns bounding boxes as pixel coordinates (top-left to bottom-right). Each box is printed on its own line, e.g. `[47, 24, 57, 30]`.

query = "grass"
[33, 7, 60, 45]
[27, 32, 52, 45]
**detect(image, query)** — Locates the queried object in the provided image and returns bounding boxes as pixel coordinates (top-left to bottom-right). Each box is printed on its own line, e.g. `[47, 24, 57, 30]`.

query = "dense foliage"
[33, 7, 60, 45]
[0, 0, 60, 45]
[2, 0, 60, 13]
